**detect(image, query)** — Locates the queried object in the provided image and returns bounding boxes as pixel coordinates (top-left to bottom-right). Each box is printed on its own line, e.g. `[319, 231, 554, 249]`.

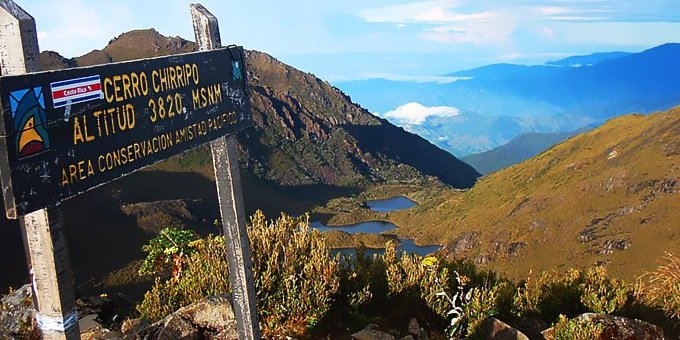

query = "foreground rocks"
[0, 285, 37, 338]
[351, 318, 429, 340]
[136, 294, 237, 340]
[481, 317, 529, 340]
[542, 313, 665, 340]
[0, 284, 238, 340]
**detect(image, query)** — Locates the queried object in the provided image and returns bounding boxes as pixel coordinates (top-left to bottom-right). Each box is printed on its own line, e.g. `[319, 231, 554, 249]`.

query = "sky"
[18, 0, 680, 82]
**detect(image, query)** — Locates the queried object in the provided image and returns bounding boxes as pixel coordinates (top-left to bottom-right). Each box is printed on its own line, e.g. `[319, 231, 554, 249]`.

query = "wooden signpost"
[0, 1, 261, 339]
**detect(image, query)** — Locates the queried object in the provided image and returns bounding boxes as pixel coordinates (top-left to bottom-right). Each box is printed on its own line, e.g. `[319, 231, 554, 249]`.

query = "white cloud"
[420, 20, 516, 45]
[359, 72, 471, 84]
[359, 0, 461, 23]
[31, 0, 134, 57]
[359, 1, 512, 46]
[415, 8, 497, 22]
[383, 102, 460, 125]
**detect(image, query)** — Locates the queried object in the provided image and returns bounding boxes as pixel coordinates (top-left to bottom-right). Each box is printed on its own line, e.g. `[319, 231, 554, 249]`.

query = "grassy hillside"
[387, 108, 679, 282]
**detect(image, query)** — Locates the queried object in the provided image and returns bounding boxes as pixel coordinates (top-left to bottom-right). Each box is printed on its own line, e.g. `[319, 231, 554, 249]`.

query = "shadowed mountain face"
[42, 28, 479, 189]
[0, 29, 478, 292]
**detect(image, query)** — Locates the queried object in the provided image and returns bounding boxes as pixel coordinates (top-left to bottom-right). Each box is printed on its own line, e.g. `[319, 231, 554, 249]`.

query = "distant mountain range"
[463, 130, 578, 175]
[1, 29, 479, 291]
[336, 44, 680, 156]
[390, 106, 680, 282]
[545, 51, 632, 67]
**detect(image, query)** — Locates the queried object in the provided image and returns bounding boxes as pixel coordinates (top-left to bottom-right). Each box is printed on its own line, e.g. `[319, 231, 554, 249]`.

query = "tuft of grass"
[635, 252, 680, 320]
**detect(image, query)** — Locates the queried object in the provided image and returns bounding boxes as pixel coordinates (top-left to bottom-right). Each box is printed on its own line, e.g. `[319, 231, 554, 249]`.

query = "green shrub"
[550, 314, 604, 340]
[384, 242, 450, 316]
[137, 235, 229, 322]
[580, 267, 631, 314]
[137, 211, 340, 338]
[248, 211, 340, 337]
[138, 227, 200, 279]
[513, 267, 631, 321]
[336, 245, 381, 310]
[464, 281, 516, 339]
[513, 269, 584, 320]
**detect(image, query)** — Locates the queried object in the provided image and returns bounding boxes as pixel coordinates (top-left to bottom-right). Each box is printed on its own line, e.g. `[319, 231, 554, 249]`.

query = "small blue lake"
[311, 220, 441, 256]
[310, 220, 396, 234]
[312, 196, 440, 257]
[366, 196, 417, 212]
[327, 239, 441, 258]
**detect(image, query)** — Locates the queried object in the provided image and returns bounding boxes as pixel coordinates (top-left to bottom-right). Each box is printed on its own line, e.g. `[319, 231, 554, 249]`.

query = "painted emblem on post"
[9, 87, 50, 158]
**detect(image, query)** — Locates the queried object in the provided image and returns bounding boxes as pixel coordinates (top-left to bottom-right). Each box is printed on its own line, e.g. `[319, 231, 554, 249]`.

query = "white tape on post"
[36, 309, 79, 333]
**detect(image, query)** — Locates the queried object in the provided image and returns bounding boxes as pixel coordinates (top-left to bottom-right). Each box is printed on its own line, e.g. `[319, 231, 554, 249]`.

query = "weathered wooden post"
[191, 4, 261, 340]
[1, 1, 258, 339]
[0, 1, 81, 339]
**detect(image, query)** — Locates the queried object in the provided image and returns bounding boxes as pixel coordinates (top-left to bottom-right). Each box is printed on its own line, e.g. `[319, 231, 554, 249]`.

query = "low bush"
[513, 267, 632, 321]
[134, 212, 673, 338]
[550, 314, 604, 340]
[137, 211, 340, 338]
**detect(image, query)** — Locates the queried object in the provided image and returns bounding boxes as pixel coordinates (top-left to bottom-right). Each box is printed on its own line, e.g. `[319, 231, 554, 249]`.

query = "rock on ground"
[0, 284, 37, 338]
[481, 317, 529, 340]
[136, 294, 238, 340]
[351, 323, 396, 340]
[541, 313, 665, 340]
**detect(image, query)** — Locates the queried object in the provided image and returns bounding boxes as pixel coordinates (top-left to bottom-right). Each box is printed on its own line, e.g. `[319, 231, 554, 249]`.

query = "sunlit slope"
[391, 108, 680, 281]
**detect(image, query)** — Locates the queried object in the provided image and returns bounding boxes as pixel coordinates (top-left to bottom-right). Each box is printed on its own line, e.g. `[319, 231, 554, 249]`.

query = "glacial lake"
[312, 196, 440, 257]
[366, 196, 417, 212]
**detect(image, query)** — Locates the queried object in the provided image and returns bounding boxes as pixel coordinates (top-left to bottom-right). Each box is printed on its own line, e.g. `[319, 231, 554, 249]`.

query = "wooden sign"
[0, 47, 251, 218]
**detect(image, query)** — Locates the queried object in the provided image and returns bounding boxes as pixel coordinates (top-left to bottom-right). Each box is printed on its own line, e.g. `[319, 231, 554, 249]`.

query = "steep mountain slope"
[463, 131, 578, 174]
[389, 107, 680, 281]
[61, 29, 479, 188]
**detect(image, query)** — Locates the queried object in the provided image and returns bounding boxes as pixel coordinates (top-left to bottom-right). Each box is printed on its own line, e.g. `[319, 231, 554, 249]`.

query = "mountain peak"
[100, 28, 196, 62]
[38, 29, 480, 188]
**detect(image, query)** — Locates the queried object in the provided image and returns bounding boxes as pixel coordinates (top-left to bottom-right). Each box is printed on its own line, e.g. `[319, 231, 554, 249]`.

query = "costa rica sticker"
[50, 75, 103, 108]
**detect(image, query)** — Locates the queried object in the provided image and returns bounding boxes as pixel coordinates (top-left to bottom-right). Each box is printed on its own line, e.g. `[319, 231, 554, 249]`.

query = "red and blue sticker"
[50, 75, 102, 108]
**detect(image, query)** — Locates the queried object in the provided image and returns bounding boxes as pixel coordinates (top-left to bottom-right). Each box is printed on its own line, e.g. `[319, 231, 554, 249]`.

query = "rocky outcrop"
[541, 313, 665, 340]
[120, 199, 214, 235]
[137, 294, 238, 340]
[351, 318, 430, 340]
[480, 317, 529, 340]
[0, 284, 37, 338]
[445, 232, 479, 259]
[352, 323, 395, 340]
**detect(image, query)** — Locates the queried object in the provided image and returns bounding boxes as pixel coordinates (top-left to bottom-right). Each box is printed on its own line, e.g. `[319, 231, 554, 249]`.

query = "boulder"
[351, 323, 395, 340]
[0, 284, 38, 338]
[481, 317, 529, 340]
[446, 232, 479, 258]
[137, 294, 238, 340]
[79, 314, 104, 332]
[541, 313, 665, 340]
